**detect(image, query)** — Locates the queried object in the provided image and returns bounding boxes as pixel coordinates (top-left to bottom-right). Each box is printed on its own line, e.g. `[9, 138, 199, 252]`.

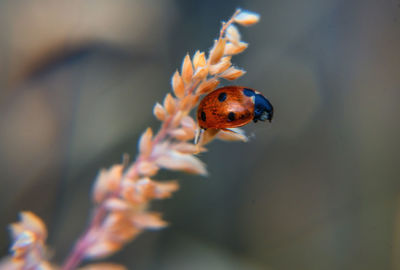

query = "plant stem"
[61, 205, 105, 270]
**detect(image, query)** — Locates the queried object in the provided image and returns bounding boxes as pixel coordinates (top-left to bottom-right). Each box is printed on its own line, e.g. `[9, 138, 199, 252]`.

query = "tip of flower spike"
[234, 10, 260, 26]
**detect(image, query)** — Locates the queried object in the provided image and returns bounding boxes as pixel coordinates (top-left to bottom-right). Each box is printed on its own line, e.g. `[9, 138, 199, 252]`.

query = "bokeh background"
[1, 0, 400, 269]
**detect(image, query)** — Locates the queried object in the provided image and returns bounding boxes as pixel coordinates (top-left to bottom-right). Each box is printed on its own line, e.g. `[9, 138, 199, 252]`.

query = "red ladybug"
[197, 86, 273, 130]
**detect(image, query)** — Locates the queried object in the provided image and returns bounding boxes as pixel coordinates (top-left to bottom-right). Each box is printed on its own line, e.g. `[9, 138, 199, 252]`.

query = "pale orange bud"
[224, 41, 248, 55]
[209, 38, 226, 64]
[193, 51, 206, 69]
[101, 213, 140, 241]
[226, 25, 241, 44]
[121, 182, 141, 204]
[135, 177, 154, 198]
[134, 178, 179, 200]
[138, 127, 153, 157]
[196, 78, 220, 95]
[151, 142, 168, 157]
[131, 212, 167, 230]
[85, 240, 122, 259]
[163, 93, 176, 115]
[219, 67, 246, 80]
[181, 54, 193, 84]
[93, 170, 109, 203]
[216, 128, 248, 142]
[121, 180, 151, 204]
[153, 102, 166, 121]
[93, 165, 123, 203]
[234, 10, 260, 26]
[152, 180, 179, 199]
[180, 95, 199, 110]
[193, 66, 209, 81]
[171, 110, 184, 128]
[209, 56, 231, 75]
[181, 116, 196, 130]
[155, 150, 207, 175]
[172, 70, 185, 99]
[172, 142, 207, 154]
[170, 128, 192, 141]
[80, 263, 127, 270]
[137, 161, 159, 176]
[104, 198, 132, 212]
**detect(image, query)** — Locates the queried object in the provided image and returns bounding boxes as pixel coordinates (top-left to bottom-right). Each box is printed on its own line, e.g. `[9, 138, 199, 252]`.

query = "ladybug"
[197, 86, 273, 130]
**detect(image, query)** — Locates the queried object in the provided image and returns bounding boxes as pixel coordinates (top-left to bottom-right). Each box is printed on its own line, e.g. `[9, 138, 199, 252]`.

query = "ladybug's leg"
[194, 127, 204, 145]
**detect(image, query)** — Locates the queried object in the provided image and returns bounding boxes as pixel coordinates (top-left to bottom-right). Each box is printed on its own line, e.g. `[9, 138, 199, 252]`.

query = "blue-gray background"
[1, 1, 400, 269]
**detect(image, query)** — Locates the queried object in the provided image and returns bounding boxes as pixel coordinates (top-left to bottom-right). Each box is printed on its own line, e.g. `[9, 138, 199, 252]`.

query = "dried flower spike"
[3, 8, 262, 270]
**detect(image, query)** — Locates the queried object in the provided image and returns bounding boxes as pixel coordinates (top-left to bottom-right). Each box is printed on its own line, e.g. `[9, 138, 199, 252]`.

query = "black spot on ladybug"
[243, 88, 255, 97]
[218, 92, 227, 102]
[227, 112, 236, 121]
[240, 113, 249, 119]
[201, 111, 206, 121]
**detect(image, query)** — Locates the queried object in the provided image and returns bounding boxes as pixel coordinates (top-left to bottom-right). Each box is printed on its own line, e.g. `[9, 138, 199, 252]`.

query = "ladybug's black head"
[253, 94, 273, 123]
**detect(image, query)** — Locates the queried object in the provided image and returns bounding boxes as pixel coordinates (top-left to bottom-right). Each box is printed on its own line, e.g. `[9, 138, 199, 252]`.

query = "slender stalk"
[60, 9, 246, 270]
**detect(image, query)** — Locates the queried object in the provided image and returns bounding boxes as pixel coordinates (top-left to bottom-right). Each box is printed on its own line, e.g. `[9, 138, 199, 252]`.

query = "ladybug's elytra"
[197, 86, 273, 130]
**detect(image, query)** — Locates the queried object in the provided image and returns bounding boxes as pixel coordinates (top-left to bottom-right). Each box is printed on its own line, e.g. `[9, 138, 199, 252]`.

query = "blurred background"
[1, 0, 400, 269]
